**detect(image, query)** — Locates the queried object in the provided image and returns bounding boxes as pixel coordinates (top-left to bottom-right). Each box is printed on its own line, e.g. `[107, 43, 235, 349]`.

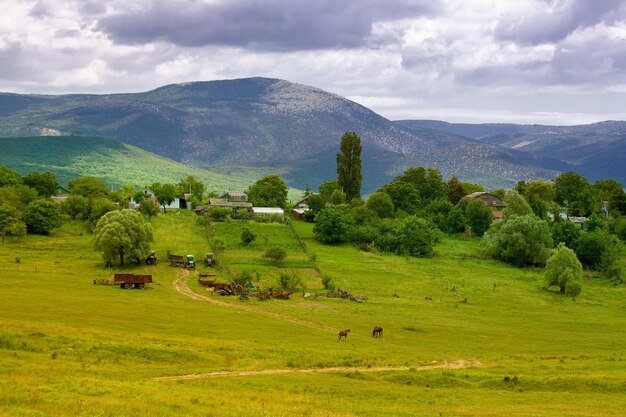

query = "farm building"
[292, 194, 314, 220]
[209, 191, 253, 211]
[252, 207, 284, 220]
[131, 187, 190, 210]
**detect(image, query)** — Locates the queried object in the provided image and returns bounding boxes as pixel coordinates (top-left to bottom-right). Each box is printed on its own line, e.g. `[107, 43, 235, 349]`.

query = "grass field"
[1, 211, 625, 416]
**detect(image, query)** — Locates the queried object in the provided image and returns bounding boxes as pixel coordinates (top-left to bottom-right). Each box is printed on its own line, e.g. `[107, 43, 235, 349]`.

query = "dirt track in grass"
[152, 360, 482, 381]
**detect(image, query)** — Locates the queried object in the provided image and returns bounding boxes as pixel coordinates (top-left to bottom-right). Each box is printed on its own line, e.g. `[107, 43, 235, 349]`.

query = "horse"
[338, 328, 351, 341]
[372, 326, 383, 338]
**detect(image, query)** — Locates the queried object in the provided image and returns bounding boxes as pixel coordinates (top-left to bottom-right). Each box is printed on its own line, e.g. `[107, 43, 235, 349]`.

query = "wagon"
[114, 273, 153, 289]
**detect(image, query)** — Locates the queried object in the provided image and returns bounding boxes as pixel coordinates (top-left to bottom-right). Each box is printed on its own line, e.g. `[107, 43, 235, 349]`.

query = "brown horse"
[338, 328, 351, 341]
[372, 326, 383, 338]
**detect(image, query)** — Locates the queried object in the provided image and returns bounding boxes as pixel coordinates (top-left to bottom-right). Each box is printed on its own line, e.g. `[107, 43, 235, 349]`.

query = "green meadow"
[1, 211, 625, 416]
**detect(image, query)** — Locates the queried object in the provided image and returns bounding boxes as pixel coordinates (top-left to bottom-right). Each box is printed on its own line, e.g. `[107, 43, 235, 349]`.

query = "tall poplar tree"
[336, 131, 362, 202]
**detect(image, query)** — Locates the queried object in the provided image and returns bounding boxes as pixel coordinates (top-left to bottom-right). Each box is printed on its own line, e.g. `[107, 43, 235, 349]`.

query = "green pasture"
[0, 212, 625, 416]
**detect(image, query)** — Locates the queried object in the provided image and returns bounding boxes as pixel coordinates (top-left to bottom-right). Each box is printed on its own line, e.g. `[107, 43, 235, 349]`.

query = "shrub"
[206, 207, 231, 222]
[240, 228, 257, 246]
[277, 270, 302, 290]
[263, 246, 287, 265]
[483, 214, 552, 266]
[321, 274, 335, 291]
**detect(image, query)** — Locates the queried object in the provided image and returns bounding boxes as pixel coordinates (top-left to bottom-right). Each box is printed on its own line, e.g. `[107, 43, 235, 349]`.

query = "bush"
[313, 208, 352, 244]
[233, 270, 253, 286]
[277, 270, 302, 290]
[206, 207, 231, 222]
[321, 274, 335, 291]
[374, 216, 440, 257]
[240, 228, 257, 246]
[263, 246, 287, 265]
[23, 198, 62, 235]
[483, 214, 552, 266]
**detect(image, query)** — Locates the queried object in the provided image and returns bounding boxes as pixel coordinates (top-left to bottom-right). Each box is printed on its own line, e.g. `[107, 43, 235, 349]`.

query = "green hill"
[0, 135, 302, 197]
[0, 213, 624, 416]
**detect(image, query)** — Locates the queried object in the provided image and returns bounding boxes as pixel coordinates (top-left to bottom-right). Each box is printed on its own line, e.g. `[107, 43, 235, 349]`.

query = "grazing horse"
[338, 328, 351, 341]
[372, 326, 383, 338]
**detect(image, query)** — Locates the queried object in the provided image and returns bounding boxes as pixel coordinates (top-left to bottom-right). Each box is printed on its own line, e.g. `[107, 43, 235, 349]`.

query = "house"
[252, 207, 284, 220]
[462, 192, 506, 209]
[292, 194, 314, 220]
[208, 191, 253, 211]
[132, 187, 190, 210]
[51, 185, 70, 203]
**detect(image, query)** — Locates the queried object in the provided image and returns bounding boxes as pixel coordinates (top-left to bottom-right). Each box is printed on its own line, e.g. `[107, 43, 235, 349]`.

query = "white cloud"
[1, 0, 626, 124]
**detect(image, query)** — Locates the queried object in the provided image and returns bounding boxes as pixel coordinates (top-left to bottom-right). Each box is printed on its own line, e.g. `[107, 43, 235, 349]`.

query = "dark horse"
[338, 328, 351, 341]
[372, 326, 383, 338]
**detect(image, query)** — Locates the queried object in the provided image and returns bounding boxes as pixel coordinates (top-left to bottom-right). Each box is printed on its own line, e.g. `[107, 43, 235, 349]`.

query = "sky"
[2, 0, 626, 124]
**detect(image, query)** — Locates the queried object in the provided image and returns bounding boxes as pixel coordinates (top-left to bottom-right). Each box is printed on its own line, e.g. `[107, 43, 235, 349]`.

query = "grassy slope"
[0, 213, 625, 416]
[0, 136, 303, 199]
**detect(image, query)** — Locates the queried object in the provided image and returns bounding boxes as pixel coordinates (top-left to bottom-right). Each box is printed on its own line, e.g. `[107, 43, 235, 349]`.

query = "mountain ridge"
[1, 78, 621, 191]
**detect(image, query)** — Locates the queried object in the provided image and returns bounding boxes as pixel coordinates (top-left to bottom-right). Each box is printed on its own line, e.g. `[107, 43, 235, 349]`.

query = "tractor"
[185, 254, 196, 269]
[204, 253, 216, 267]
[145, 250, 157, 265]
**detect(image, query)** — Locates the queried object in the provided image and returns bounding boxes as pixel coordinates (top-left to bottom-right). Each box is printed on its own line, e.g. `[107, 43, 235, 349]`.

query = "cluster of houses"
[51, 184, 592, 225]
[195, 191, 285, 220]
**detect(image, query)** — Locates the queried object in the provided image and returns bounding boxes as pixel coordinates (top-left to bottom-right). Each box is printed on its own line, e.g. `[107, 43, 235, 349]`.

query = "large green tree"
[150, 183, 177, 213]
[0, 166, 22, 187]
[313, 208, 352, 244]
[247, 175, 288, 208]
[23, 172, 59, 197]
[544, 243, 583, 297]
[465, 198, 493, 236]
[93, 209, 153, 266]
[68, 176, 109, 198]
[483, 214, 553, 266]
[336, 131, 362, 202]
[554, 171, 594, 216]
[0, 203, 26, 242]
[524, 179, 555, 219]
[23, 199, 62, 235]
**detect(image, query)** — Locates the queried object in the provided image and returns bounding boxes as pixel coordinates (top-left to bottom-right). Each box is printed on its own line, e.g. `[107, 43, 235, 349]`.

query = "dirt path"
[152, 360, 482, 381]
[172, 271, 338, 333]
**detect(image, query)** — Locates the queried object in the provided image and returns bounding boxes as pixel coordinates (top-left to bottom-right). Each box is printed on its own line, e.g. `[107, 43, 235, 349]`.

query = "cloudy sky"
[2, 0, 626, 124]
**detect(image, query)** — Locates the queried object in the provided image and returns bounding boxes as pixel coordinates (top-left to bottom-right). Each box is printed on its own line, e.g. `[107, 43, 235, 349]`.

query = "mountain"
[0, 78, 599, 191]
[396, 120, 626, 185]
[0, 135, 292, 195]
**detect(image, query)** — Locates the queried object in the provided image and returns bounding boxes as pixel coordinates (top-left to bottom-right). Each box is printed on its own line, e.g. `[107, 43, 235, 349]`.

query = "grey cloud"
[495, 0, 625, 45]
[97, 0, 440, 51]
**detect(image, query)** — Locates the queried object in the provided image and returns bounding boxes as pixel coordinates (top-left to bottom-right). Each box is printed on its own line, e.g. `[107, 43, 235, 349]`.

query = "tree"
[247, 175, 288, 208]
[68, 176, 109, 198]
[0, 166, 22, 187]
[93, 209, 153, 266]
[150, 183, 177, 212]
[336, 131, 362, 202]
[446, 176, 466, 204]
[551, 220, 581, 248]
[23, 199, 62, 235]
[61, 194, 90, 220]
[0, 203, 26, 242]
[465, 199, 493, 236]
[544, 243, 583, 297]
[396, 167, 445, 203]
[313, 208, 352, 244]
[574, 230, 620, 270]
[524, 179, 555, 220]
[483, 214, 553, 266]
[240, 228, 257, 246]
[502, 191, 533, 218]
[86, 197, 118, 232]
[554, 171, 594, 216]
[375, 216, 440, 257]
[366, 192, 395, 218]
[0, 184, 38, 210]
[318, 179, 341, 202]
[592, 179, 626, 216]
[378, 181, 420, 214]
[23, 172, 58, 197]
[306, 194, 325, 214]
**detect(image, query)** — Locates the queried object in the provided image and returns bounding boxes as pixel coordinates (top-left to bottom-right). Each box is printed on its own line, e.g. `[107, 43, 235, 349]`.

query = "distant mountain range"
[1, 77, 624, 192]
